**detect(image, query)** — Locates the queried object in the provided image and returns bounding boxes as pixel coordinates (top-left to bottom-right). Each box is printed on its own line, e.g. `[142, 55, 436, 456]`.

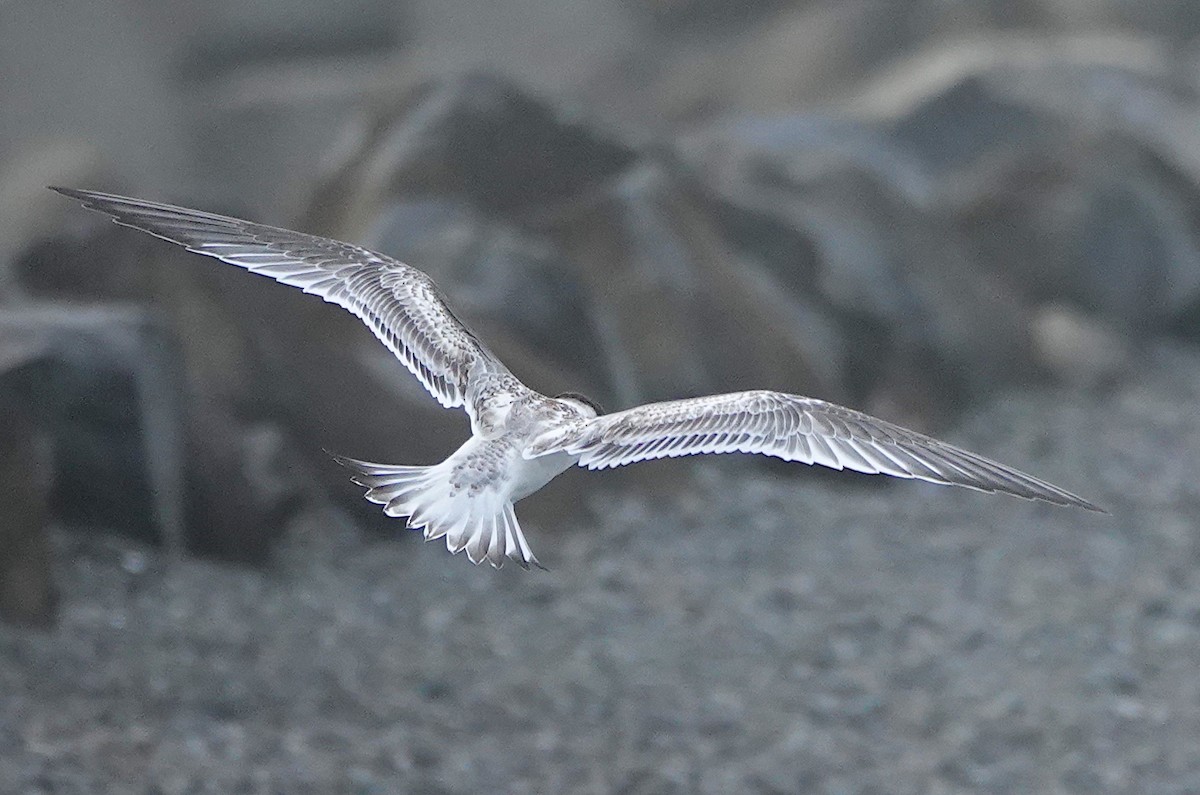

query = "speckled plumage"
[55, 187, 1104, 570]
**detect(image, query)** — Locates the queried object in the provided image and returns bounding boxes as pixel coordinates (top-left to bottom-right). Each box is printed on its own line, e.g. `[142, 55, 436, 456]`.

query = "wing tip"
[1046, 491, 1108, 514]
[49, 185, 95, 204]
[1013, 490, 1108, 514]
[955, 475, 1106, 514]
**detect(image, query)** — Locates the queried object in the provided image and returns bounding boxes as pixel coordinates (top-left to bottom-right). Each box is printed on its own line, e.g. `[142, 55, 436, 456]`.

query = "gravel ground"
[2, 343, 1197, 795]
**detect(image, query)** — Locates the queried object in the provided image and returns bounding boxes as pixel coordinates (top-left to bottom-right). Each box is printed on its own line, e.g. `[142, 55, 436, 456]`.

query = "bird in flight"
[53, 187, 1103, 569]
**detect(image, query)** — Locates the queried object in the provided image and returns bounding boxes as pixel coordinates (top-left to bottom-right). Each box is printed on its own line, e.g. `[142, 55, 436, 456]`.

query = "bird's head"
[555, 391, 603, 418]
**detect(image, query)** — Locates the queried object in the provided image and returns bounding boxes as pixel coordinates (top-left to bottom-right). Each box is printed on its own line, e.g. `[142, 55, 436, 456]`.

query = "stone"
[0, 336, 55, 627]
[0, 306, 185, 554]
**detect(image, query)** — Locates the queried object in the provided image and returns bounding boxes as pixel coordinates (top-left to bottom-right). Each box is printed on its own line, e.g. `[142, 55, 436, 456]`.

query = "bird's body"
[339, 374, 595, 568]
[53, 186, 1104, 569]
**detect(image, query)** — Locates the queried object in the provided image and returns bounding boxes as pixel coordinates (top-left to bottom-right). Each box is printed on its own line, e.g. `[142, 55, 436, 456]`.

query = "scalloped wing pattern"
[538, 390, 1102, 511]
[52, 187, 502, 411]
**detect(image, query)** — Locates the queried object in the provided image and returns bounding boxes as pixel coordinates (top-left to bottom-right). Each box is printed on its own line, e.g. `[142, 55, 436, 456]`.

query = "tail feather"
[466, 519, 489, 564]
[328, 452, 542, 570]
[503, 508, 539, 567]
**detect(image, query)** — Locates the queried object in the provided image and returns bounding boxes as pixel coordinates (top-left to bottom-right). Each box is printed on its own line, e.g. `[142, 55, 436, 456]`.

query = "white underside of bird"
[54, 186, 1105, 570]
[334, 441, 577, 569]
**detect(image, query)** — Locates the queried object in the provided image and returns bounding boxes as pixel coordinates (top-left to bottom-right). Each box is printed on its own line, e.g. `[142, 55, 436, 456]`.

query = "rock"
[20, 214, 351, 562]
[676, 31, 1200, 417]
[302, 73, 639, 235]
[853, 34, 1200, 335]
[885, 72, 1060, 182]
[682, 114, 1031, 419]
[547, 159, 837, 406]
[1031, 303, 1132, 389]
[0, 337, 55, 627]
[0, 306, 185, 554]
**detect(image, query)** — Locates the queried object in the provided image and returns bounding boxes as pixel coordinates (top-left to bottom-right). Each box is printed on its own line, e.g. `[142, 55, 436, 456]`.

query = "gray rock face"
[0, 307, 183, 553]
[303, 73, 639, 232]
[0, 338, 54, 627]
[676, 35, 1200, 405]
[6, 252, 299, 563]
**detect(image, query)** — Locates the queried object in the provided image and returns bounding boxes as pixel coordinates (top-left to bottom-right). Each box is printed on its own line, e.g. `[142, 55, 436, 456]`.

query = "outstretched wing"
[51, 187, 507, 413]
[527, 390, 1103, 511]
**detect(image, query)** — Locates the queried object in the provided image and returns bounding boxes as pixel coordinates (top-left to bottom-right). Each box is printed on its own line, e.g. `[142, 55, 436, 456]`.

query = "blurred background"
[2, 0, 1199, 791]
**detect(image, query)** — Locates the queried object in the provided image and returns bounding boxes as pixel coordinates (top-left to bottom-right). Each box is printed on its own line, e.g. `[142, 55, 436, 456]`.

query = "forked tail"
[327, 452, 542, 570]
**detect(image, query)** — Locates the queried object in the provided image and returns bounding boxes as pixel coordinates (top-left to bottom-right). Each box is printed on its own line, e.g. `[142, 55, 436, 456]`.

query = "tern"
[53, 187, 1103, 569]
